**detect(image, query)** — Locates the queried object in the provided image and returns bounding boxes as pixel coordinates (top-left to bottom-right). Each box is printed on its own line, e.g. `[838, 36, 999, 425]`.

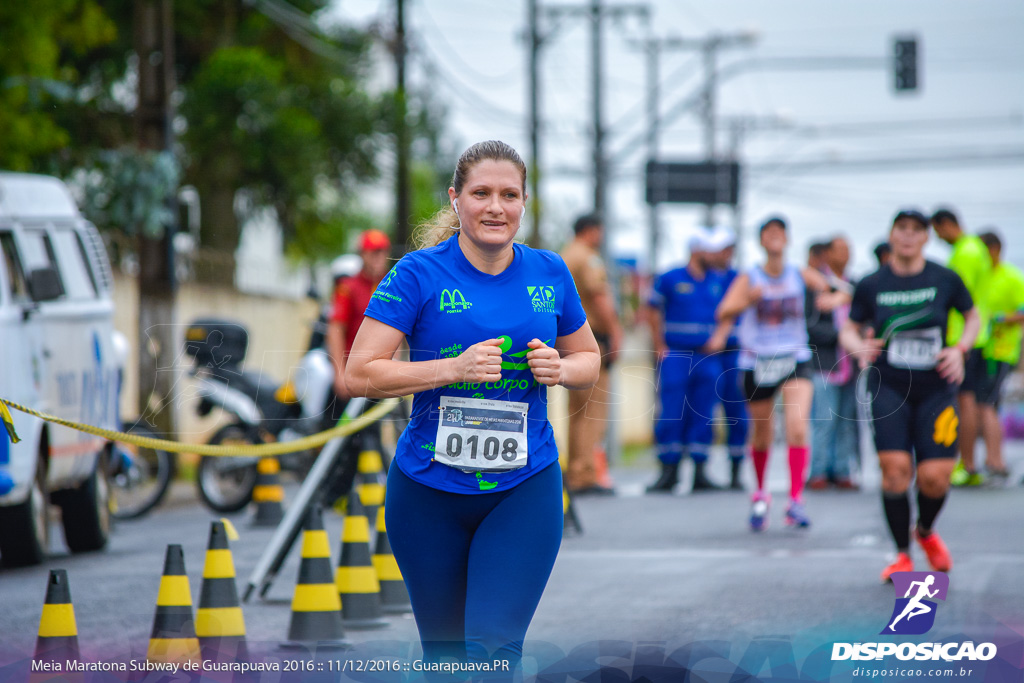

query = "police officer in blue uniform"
[646, 229, 727, 493]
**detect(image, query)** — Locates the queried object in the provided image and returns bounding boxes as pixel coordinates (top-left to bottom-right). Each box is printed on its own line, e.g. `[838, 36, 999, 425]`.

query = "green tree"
[0, 0, 116, 171]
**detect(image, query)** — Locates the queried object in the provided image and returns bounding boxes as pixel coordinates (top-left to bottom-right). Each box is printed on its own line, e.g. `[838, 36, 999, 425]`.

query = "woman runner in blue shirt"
[346, 141, 601, 675]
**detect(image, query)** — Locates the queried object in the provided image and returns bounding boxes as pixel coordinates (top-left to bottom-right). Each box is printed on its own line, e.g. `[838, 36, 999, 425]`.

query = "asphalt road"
[1, 440, 1022, 681]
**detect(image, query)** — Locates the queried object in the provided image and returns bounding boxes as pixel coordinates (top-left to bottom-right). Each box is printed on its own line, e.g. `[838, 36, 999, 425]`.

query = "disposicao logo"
[883, 571, 947, 635]
[831, 572, 997, 663]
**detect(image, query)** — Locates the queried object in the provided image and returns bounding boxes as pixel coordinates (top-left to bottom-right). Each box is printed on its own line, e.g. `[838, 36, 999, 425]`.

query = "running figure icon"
[888, 575, 939, 631]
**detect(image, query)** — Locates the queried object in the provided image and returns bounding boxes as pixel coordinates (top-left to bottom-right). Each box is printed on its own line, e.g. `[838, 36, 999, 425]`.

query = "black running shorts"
[973, 359, 1012, 407]
[741, 360, 813, 403]
[958, 348, 987, 396]
[868, 375, 959, 461]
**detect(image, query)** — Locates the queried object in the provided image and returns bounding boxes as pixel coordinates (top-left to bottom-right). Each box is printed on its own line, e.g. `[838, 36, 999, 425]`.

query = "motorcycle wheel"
[196, 424, 260, 513]
[108, 423, 175, 520]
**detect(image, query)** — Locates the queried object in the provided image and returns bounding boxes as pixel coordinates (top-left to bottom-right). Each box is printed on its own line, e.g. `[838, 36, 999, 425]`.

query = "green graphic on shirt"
[475, 471, 497, 491]
[497, 335, 551, 370]
[527, 285, 557, 312]
[880, 306, 934, 341]
[440, 288, 473, 313]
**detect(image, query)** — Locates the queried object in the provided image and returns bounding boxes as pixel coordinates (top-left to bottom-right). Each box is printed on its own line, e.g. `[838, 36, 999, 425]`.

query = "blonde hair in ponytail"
[412, 140, 528, 251]
[412, 205, 460, 250]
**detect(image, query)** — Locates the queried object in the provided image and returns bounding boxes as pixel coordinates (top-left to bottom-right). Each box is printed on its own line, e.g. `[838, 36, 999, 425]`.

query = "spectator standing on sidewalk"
[326, 230, 392, 404]
[974, 230, 1024, 485]
[704, 226, 749, 490]
[561, 214, 623, 495]
[807, 236, 860, 490]
[647, 229, 728, 493]
[930, 208, 992, 486]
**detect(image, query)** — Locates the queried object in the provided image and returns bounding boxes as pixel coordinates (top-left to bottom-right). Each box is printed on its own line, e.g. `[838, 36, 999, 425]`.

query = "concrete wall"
[112, 272, 321, 444]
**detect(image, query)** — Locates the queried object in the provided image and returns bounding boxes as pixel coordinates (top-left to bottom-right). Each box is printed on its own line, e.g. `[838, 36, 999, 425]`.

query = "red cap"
[359, 229, 391, 251]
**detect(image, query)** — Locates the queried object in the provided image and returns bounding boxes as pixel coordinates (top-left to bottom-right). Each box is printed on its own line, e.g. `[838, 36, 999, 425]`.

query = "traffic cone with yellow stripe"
[372, 506, 411, 614]
[252, 457, 285, 527]
[34, 570, 79, 664]
[196, 520, 247, 662]
[356, 449, 386, 528]
[148, 544, 201, 664]
[282, 506, 348, 649]
[336, 489, 388, 629]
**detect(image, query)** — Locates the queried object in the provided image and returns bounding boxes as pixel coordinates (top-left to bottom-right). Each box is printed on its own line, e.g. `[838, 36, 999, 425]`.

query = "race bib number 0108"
[434, 396, 529, 472]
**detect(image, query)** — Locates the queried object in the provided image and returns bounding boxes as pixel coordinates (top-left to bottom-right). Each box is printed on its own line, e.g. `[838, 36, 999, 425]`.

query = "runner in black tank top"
[839, 209, 980, 582]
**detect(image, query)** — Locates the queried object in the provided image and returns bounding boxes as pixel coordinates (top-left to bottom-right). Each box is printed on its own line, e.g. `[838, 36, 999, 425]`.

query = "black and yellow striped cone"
[196, 520, 247, 662]
[356, 449, 386, 527]
[148, 544, 201, 664]
[563, 486, 583, 535]
[252, 457, 284, 527]
[283, 506, 348, 649]
[372, 506, 411, 614]
[335, 489, 388, 629]
[34, 570, 79, 664]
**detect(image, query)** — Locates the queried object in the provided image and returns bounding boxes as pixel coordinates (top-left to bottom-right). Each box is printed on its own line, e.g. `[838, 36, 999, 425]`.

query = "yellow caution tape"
[0, 401, 20, 444]
[220, 518, 240, 542]
[0, 397, 399, 457]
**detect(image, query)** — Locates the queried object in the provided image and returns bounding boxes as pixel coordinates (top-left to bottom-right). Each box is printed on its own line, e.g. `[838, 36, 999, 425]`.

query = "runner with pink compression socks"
[712, 216, 844, 531]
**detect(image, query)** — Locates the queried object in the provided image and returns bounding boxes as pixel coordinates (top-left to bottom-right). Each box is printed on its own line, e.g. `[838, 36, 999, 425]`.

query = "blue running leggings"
[385, 460, 563, 670]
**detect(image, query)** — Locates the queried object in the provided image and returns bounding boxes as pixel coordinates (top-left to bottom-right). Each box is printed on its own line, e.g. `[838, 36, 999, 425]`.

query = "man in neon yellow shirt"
[976, 231, 1024, 485]
[930, 208, 992, 486]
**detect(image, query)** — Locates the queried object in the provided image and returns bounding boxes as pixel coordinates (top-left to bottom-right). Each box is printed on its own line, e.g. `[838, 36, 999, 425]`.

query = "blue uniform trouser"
[718, 349, 749, 461]
[655, 350, 722, 464]
[810, 373, 859, 479]
[385, 460, 563, 674]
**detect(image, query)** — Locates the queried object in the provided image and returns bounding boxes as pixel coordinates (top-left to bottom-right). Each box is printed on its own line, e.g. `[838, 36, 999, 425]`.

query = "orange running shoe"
[880, 552, 914, 583]
[915, 529, 953, 572]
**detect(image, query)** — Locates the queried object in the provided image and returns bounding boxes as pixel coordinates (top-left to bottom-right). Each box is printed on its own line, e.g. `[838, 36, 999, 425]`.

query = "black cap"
[759, 215, 788, 233]
[893, 208, 929, 228]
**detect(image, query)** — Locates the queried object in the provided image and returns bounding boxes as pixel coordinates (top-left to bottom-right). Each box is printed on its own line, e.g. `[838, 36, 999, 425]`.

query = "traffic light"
[893, 37, 918, 92]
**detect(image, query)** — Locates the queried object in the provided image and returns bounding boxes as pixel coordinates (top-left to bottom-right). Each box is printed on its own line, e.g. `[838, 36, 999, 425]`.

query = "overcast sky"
[325, 0, 1024, 275]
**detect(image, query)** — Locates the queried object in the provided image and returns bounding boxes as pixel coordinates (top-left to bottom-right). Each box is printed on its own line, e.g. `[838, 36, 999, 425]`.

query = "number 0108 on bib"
[434, 396, 529, 473]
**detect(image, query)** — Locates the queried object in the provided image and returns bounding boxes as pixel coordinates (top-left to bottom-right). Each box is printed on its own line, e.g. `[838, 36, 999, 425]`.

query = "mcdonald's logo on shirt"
[440, 289, 473, 313]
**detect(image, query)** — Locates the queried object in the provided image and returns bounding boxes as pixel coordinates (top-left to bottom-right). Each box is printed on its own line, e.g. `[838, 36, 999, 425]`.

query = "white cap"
[330, 254, 362, 280]
[703, 225, 737, 252]
[688, 227, 713, 253]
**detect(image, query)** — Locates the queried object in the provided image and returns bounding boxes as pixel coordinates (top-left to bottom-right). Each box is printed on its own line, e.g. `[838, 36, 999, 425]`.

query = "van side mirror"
[27, 266, 64, 302]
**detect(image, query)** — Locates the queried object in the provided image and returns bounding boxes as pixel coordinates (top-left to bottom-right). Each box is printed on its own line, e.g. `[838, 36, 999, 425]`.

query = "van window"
[1, 232, 30, 300]
[52, 228, 97, 300]
[19, 228, 66, 298]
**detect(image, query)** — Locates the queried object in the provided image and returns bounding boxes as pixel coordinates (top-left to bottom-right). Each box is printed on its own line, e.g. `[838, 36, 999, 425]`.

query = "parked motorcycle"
[185, 318, 341, 513]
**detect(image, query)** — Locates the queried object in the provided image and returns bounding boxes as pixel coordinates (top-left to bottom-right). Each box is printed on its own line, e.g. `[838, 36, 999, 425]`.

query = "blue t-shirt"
[363, 235, 588, 494]
[649, 266, 727, 350]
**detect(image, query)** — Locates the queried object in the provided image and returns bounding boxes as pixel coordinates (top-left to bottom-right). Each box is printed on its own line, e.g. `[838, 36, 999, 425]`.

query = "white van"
[0, 172, 121, 567]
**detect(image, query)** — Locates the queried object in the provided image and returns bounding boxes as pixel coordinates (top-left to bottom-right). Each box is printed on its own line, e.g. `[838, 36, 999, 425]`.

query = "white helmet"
[330, 254, 362, 280]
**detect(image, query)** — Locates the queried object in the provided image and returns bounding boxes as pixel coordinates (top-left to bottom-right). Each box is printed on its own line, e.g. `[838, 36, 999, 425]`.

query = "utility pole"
[526, 0, 542, 248]
[545, 1, 648, 252]
[133, 0, 178, 437]
[628, 36, 690, 275]
[589, 0, 606, 222]
[394, 0, 411, 253]
[541, 0, 647, 468]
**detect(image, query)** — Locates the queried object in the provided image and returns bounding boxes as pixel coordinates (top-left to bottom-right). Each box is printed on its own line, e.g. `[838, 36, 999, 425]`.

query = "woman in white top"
[712, 216, 839, 531]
